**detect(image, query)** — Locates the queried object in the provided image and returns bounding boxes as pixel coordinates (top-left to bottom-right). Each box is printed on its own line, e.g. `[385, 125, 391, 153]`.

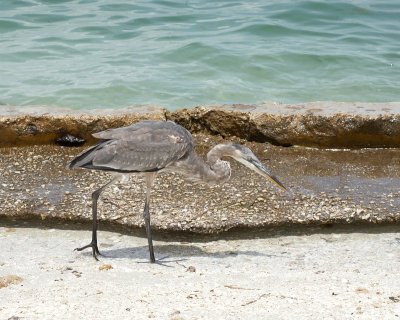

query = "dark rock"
[25, 123, 38, 135]
[55, 134, 85, 147]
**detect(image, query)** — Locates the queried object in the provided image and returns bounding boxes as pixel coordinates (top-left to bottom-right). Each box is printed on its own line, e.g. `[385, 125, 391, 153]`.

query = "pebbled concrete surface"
[0, 134, 399, 232]
[0, 223, 399, 320]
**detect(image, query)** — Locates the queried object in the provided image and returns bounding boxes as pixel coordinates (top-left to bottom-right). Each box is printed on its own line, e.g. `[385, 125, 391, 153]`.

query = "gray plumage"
[68, 120, 286, 263]
[69, 120, 193, 173]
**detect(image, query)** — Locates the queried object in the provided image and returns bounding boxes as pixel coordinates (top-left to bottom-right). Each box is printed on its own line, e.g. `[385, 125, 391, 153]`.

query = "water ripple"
[0, 0, 399, 110]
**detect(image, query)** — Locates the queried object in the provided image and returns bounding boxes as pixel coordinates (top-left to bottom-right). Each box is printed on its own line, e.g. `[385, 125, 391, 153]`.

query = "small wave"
[0, 19, 30, 32]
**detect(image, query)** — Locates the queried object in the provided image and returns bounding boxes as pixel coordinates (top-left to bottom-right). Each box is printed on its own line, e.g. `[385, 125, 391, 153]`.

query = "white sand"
[0, 225, 399, 319]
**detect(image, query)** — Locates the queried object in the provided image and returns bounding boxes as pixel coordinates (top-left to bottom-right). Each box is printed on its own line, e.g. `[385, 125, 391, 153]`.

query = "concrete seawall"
[1, 102, 399, 232]
[1, 102, 400, 148]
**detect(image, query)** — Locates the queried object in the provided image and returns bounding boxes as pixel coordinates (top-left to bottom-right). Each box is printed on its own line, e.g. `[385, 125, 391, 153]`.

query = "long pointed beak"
[233, 154, 286, 192]
[248, 158, 287, 192]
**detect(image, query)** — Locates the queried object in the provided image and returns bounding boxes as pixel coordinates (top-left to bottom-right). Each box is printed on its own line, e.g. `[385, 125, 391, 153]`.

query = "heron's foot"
[138, 255, 185, 267]
[74, 242, 102, 261]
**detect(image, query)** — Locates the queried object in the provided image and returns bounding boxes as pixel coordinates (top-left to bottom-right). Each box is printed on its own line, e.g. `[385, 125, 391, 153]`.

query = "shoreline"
[1, 101, 400, 148]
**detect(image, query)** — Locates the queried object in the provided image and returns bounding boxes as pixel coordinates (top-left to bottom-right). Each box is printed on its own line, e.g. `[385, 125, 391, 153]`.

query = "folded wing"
[68, 120, 194, 173]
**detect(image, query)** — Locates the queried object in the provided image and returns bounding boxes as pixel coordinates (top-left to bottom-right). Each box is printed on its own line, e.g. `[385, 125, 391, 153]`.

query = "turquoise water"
[0, 0, 399, 110]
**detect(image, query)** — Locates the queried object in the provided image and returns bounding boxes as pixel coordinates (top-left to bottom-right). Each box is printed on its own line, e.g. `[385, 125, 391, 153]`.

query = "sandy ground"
[0, 223, 399, 320]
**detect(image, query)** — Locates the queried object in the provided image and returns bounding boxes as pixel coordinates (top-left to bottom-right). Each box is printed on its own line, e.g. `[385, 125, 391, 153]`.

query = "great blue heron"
[68, 120, 286, 263]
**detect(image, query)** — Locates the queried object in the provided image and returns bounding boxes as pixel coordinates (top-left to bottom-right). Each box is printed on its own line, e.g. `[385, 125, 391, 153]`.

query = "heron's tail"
[67, 144, 100, 169]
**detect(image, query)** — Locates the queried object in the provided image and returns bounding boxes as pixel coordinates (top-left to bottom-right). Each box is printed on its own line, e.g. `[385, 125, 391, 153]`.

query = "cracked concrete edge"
[1, 102, 400, 148]
[1, 214, 399, 235]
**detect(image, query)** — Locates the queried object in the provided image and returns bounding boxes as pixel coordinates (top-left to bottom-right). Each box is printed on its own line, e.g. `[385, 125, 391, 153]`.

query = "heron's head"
[209, 143, 286, 191]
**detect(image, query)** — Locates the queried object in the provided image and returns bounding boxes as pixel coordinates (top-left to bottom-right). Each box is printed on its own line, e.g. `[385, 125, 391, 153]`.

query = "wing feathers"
[69, 121, 193, 172]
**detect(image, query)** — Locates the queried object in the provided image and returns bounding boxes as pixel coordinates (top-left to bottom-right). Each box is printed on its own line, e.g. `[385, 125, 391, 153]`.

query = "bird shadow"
[91, 243, 284, 262]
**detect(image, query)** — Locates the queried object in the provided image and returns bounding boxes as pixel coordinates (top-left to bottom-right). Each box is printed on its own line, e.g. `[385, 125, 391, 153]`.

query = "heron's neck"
[201, 152, 232, 185]
[171, 148, 231, 185]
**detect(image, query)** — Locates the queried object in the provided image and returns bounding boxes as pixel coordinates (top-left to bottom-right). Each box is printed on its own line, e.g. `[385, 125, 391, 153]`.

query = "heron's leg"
[143, 172, 157, 263]
[75, 176, 120, 260]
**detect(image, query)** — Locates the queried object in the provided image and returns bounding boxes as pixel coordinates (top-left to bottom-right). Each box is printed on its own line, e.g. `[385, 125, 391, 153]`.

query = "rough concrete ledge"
[0, 138, 399, 233]
[166, 102, 400, 148]
[1, 102, 400, 148]
[0, 105, 165, 147]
